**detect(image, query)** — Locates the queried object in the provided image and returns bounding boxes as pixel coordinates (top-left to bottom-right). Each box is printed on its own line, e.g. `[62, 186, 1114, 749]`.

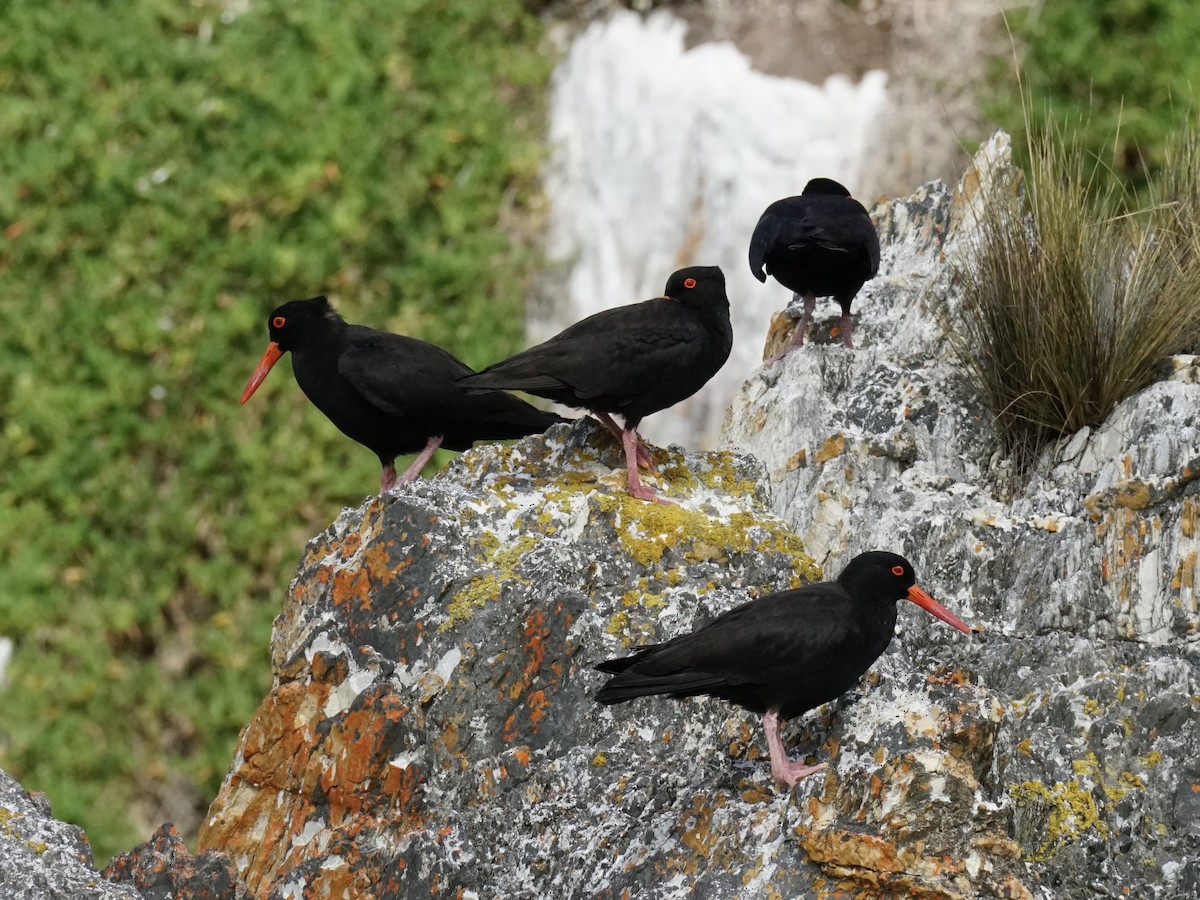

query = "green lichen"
[442, 534, 539, 631]
[444, 573, 505, 630]
[621, 589, 664, 609]
[594, 491, 817, 584]
[1072, 751, 1145, 802]
[606, 611, 631, 638]
[693, 451, 761, 497]
[1010, 778, 1107, 860]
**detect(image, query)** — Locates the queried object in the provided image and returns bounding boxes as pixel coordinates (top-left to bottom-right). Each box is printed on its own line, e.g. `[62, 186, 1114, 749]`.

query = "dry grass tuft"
[953, 120, 1200, 471]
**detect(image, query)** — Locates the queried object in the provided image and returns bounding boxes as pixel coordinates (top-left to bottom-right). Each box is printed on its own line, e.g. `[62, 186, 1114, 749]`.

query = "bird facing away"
[239, 296, 567, 494]
[594, 551, 971, 786]
[749, 177, 880, 359]
[458, 266, 733, 504]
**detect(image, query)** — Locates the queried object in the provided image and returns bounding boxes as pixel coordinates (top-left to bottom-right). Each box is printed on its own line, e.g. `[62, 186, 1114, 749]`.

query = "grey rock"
[723, 132, 1200, 898]
[197, 420, 1025, 898]
[0, 767, 142, 900]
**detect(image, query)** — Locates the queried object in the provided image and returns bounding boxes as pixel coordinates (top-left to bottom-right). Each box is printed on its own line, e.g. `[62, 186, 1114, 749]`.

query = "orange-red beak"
[240, 342, 285, 404]
[906, 585, 971, 633]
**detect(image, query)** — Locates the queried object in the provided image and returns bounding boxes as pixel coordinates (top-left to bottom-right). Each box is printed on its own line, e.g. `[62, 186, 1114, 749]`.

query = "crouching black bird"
[749, 178, 880, 360]
[458, 266, 732, 504]
[595, 551, 971, 786]
[240, 296, 567, 494]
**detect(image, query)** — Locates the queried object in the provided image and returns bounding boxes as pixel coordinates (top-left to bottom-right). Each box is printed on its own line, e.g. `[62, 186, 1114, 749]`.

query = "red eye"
[892, 565, 905, 576]
[272, 316, 286, 328]
[683, 277, 697, 289]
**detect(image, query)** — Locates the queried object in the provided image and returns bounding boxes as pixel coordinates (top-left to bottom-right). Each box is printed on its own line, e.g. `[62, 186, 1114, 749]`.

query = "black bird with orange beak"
[240, 296, 566, 494]
[595, 551, 971, 786]
[458, 266, 732, 504]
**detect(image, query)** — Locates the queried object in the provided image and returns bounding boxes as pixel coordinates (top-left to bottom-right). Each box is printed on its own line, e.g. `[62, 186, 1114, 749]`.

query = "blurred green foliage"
[0, 0, 549, 860]
[987, 0, 1200, 193]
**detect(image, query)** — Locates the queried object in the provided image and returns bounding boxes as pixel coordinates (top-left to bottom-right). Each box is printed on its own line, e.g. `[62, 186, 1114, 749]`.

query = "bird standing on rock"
[749, 178, 880, 360]
[594, 551, 971, 787]
[239, 296, 566, 494]
[458, 266, 732, 504]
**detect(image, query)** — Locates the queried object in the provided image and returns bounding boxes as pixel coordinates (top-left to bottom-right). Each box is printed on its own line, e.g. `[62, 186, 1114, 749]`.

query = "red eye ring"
[683, 277, 697, 289]
[891, 565, 905, 576]
[272, 316, 286, 328]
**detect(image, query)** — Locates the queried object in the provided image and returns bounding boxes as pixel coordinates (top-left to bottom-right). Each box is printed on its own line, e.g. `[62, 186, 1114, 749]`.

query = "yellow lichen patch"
[443, 573, 503, 630]
[1071, 753, 1100, 778]
[591, 752, 608, 767]
[605, 611, 630, 638]
[620, 589, 664, 609]
[441, 534, 539, 631]
[1141, 750, 1162, 769]
[0, 808, 50, 856]
[1010, 779, 1107, 860]
[595, 492, 817, 584]
[694, 451, 761, 497]
[1072, 750, 1148, 803]
[1182, 497, 1199, 539]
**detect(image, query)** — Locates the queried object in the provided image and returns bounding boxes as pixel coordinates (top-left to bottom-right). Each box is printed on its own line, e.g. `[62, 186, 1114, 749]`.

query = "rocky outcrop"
[40, 131, 1192, 899]
[194, 421, 1028, 897]
[0, 767, 140, 899]
[103, 824, 250, 900]
[184, 134, 1200, 899]
[724, 132, 1200, 897]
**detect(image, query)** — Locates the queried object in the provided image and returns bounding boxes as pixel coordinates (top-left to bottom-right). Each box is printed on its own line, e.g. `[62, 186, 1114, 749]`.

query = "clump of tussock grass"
[953, 120, 1200, 472]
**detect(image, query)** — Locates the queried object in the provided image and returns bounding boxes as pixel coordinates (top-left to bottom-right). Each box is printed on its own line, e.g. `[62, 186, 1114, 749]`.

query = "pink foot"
[622, 427, 673, 504]
[772, 758, 828, 787]
[634, 436, 659, 475]
[763, 709, 827, 787]
[626, 477, 673, 505]
[765, 292, 815, 366]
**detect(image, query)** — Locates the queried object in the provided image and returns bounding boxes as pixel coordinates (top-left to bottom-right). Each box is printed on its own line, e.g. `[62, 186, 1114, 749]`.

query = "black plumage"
[240, 296, 566, 493]
[749, 177, 880, 357]
[595, 551, 971, 786]
[458, 266, 732, 503]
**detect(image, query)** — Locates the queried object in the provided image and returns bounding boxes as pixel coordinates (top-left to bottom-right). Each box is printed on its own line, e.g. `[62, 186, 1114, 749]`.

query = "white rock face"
[722, 131, 1200, 648]
[538, 9, 887, 448]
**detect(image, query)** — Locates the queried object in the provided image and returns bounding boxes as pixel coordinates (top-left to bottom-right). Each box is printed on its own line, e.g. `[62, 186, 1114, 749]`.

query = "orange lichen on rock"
[200, 679, 423, 896]
[331, 568, 373, 613]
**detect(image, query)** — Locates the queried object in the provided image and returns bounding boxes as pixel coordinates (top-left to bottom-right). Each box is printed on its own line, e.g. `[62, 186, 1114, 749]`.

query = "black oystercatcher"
[749, 178, 880, 359]
[458, 266, 732, 504]
[240, 296, 566, 494]
[594, 551, 970, 786]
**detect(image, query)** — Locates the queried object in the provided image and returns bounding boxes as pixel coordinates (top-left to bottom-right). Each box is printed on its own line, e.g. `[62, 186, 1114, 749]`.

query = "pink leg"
[622, 428, 671, 504]
[594, 411, 657, 474]
[766, 292, 816, 365]
[380, 463, 398, 494]
[385, 435, 444, 493]
[762, 710, 827, 787]
[839, 311, 854, 348]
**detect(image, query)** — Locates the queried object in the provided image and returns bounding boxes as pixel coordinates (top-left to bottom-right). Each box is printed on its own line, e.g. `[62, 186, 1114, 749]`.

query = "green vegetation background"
[986, 0, 1200, 192]
[0, 0, 549, 860]
[1, 0, 1196, 868]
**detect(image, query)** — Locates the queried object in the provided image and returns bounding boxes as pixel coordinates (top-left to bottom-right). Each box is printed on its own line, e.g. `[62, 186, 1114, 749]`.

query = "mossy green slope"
[0, 0, 549, 860]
